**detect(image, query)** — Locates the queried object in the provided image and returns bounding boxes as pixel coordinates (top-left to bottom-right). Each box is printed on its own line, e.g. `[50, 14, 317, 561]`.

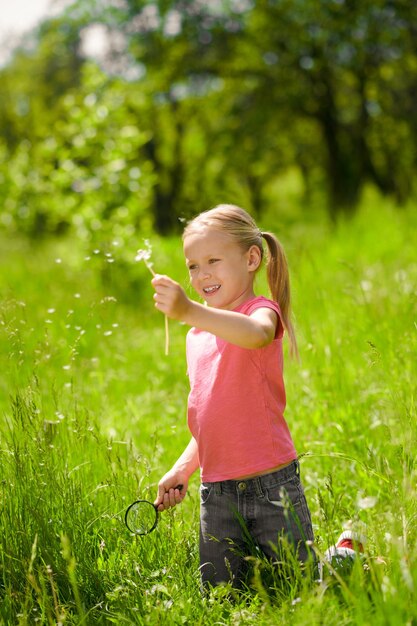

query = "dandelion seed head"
[361, 280, 372, 292]
[135, 249, 152, 262]
[47, 308, 56, 314]
[55, 258, 62, 264]
[104, 330, 113, 336]
[135, 239, 153, 264]
[63, 365, 71, 370]
[74, 293, 81, 299]
[357, 495, 378, 510]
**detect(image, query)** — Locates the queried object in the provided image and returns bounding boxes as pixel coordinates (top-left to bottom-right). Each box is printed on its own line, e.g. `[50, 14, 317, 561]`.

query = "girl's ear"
[247, 245, 262, 272]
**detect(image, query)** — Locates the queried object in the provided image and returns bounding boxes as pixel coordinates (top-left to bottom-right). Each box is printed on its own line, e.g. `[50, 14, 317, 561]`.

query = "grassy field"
[0, 197, 416, 624]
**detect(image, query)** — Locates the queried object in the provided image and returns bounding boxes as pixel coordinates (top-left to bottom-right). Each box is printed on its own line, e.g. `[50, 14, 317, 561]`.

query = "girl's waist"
[201, 459, 300, 492]
[233, 459, 294, 480]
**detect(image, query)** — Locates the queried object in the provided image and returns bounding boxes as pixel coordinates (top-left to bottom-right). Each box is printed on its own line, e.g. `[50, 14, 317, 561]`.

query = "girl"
[152, 204, 314, 588]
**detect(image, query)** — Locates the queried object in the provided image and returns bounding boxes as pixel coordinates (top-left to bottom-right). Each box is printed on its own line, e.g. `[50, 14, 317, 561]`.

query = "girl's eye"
[188, 264, 197, 271]
[208, 258, 220, 264]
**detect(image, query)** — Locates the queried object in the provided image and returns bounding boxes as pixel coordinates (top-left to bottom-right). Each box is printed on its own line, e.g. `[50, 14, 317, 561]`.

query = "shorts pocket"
[200, 483, 214, 505]
[265, 475, 303, 508]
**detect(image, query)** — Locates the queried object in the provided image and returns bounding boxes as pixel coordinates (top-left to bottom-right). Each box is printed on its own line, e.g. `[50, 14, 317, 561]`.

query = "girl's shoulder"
[237, 295, 281, 316]
[238, 296, 284, 339]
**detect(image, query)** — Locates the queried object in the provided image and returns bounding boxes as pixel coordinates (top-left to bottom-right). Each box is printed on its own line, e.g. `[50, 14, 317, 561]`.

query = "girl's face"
[183, 227, 261, 310]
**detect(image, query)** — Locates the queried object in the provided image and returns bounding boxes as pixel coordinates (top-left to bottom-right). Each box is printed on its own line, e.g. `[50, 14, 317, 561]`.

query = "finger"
[167, 488, 177, 508]
[161, 492, 173, 509]
[151, 275, 174, 288]
[152, 286, 170, 299]
[154, 300, 169, 314]
[155, 481, 169, 507]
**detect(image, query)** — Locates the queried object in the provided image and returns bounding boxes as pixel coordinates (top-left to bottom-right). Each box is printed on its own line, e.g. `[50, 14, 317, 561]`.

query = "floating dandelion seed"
[135, 239, 169, 356]
[100, 296, 117, 304]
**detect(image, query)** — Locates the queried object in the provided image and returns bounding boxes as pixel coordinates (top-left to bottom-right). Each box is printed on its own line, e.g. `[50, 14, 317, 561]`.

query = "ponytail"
[261, 231, 299, 359]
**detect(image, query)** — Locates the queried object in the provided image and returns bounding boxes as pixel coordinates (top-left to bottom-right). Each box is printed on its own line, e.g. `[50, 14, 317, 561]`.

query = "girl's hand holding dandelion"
[151, 275, 192, 321]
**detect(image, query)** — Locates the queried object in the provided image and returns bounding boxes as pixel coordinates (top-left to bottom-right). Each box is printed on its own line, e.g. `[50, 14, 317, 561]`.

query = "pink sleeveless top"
[186, 296, 297, 482]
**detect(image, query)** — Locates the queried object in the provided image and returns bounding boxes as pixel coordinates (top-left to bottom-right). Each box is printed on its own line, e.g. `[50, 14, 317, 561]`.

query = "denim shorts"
[199, 460, 314, 588]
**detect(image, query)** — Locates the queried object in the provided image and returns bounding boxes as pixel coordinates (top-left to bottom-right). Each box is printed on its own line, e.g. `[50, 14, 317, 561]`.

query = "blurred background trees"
[0, 0, 416, 241]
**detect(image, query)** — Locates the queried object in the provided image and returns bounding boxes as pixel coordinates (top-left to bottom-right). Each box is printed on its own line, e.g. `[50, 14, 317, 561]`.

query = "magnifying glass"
[125, 485, 183, 535]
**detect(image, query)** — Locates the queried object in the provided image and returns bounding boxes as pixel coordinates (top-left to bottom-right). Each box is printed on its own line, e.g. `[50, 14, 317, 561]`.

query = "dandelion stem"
[164, 315, 169, 356]
[142, 259, 170, 356]
[144, 260, 156, 278]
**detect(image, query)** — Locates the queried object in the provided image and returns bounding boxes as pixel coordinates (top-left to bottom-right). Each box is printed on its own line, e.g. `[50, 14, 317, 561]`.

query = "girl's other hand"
[151, 275, 192, 322]
[154, 470, 188, 512]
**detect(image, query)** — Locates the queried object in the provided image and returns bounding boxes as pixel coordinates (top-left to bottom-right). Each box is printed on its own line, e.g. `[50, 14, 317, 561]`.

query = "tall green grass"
[0, 197, 416, 624]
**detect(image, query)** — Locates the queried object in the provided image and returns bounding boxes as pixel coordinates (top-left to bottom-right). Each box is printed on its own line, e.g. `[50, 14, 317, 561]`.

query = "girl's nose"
[201, 266, 211, 279]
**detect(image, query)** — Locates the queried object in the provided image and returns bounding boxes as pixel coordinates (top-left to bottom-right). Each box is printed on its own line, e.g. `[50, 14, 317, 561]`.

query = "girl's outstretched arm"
[154, 437, 200, 512]
[151, 275, 277, 349]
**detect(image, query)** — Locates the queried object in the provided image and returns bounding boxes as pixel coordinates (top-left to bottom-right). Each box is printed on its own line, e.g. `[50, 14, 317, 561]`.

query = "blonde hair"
[183, 204, 298, 358]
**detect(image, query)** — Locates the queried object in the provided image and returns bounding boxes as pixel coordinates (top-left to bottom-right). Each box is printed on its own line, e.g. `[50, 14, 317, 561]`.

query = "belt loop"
[295, 459, 300, 476]
[254, 477, 264, 498]
[214, 481, 222, 495]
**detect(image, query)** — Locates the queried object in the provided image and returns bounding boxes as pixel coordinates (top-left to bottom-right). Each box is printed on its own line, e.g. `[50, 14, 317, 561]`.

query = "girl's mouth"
[203, 285, 221, 295]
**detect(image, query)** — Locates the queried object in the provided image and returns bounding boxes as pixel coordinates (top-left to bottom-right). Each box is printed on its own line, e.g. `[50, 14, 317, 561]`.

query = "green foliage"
[1, 1, 417, 239]
[0, 200, 416, 623]
[0, 63, 155, 242]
